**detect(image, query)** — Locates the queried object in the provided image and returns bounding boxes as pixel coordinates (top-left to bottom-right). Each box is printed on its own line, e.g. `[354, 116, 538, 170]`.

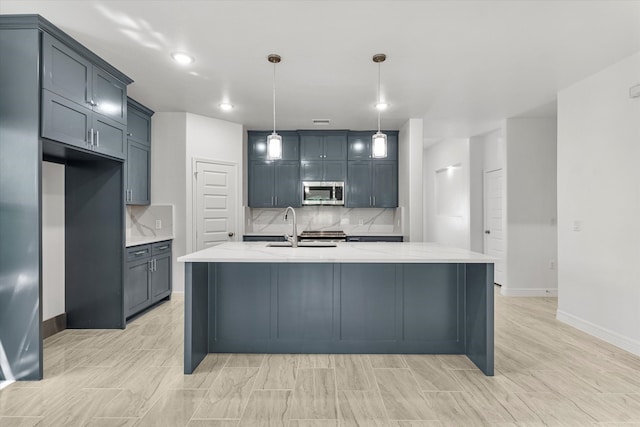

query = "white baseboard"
[556, 310, 640, 356]
[500, 287, 558, 297]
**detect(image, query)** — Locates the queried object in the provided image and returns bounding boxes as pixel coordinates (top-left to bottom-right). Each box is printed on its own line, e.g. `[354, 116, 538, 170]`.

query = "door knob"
[484, 230, 491, 234]
[228, 232, 235, 237]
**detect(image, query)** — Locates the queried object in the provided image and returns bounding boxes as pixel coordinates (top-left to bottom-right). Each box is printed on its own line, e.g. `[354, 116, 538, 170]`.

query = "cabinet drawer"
[152, 241, 172, 256]
[126, 244, 151, 261]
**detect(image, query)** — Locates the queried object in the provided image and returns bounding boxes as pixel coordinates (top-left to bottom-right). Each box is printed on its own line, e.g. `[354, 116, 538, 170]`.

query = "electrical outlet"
[155, 219, 162, 229]
[572, 220, 582, 232]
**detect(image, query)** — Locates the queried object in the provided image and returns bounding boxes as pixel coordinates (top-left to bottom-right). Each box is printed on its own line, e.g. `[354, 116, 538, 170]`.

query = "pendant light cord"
[377, 61, 381, 132]
[272, 61, 277, 133]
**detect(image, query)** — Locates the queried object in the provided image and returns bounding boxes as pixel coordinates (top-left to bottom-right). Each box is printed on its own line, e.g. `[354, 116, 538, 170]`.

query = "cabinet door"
[249, 161, 275, 207]
[248, 132, 269, 160]
[346, 161, 372, 208]
[93, 115, 126, 159]
[300, 161, 323, 181]
[127, 140, 150, 205]
[42, 33, 92, 108]
[41, 90, 92, 150]
[125, 258, 151, 317]
[92, 67, 127, 125]
[300, 135, 324, 160]
[151, 253, 172, 302]
[372, 161, 398, 207]
[348, 133, 372, 160]
[127, 107, 150, 145]
[275, 161, 301, 207]
[323, 134, 347, 160]
[384, 133, 398, 161]
[281, 132, 300, 160]
[323, 161, 346, 181]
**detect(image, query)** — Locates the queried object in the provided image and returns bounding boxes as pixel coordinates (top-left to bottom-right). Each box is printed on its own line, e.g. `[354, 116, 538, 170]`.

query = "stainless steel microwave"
[302, 181, 345, 206]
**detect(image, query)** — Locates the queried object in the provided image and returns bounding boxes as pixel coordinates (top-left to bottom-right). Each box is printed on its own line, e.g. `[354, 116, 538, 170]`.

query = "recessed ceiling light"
[375, 102, 388, 111]
[171, 52, 194, 65]
[219, 103, 234, 111]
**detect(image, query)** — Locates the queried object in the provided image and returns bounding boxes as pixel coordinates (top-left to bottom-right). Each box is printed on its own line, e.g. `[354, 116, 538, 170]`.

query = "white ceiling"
[2, 1, 639, 138]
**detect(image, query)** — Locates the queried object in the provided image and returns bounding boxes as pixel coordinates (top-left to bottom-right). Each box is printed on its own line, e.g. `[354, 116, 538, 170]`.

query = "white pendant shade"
[372, 131, 387, 158]
[267, 132, 282, 159]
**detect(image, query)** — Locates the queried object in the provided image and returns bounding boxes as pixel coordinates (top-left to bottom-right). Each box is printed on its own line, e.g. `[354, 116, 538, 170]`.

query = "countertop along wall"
[557, 52, 640, 355]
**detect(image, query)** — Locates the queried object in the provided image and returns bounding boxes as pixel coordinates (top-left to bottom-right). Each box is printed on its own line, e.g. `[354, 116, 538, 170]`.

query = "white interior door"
[484, 168, 505, 285]
[195, 160, 237, 250]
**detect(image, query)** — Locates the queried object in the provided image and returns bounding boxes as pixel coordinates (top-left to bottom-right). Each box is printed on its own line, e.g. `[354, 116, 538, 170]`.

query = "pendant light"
[372, 53, 387, 158]
[267, 54, 282, 159]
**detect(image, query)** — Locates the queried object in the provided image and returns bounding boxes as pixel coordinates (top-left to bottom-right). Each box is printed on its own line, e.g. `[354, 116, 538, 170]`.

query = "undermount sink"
[266, 242, 337, 248]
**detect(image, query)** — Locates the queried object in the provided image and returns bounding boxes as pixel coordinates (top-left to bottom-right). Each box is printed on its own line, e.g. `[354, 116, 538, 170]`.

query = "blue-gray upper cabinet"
[41, 32, 128, 159]
[248, 131, 299, 161]
[248, 131, 300, 208]
[346, 160, 397, 208]
[300, 132, 347, 160]
[299, 131, 347, 181]
[348, 131, 398, 161]
[126, 98, 153, 205]
[249, 161, 301, 208]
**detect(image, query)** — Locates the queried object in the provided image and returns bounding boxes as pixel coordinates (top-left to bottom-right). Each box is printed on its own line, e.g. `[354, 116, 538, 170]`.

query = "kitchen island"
[178, 242, 495, 375]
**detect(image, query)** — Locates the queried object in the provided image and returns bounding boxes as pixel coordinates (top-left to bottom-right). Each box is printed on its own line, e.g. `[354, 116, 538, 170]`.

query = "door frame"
[191, 158, 241, 252]
[483, 167, 506, 286]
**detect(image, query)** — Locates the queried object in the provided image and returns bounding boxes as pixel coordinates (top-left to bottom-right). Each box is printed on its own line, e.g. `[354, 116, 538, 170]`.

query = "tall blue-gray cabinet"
[1, 14, 134, 380]
[299, 131, 347, 181]
[125, 98, 153, 205]
[41, 32, 128, 159]
[125, 241, 172, 318]
[248, 131, 301, 208]
[346, 131, 399, 207]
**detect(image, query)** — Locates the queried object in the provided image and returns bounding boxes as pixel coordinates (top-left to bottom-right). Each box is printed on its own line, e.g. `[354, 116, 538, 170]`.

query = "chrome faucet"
[283, 206, 298, 247]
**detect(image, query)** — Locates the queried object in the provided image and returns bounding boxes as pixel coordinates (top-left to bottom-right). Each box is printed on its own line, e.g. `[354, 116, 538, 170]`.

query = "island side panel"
[464, 263, 495, 376]
[402, 264, 465, 352]
[184, 262, 209, 374]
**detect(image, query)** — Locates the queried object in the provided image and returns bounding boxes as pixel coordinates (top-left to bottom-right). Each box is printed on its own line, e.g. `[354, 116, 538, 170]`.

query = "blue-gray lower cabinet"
[243, 235, 287, 242]
[184, 262, 494, 375]
[346, 236, 403, 242]
[125, 241, 172, 318]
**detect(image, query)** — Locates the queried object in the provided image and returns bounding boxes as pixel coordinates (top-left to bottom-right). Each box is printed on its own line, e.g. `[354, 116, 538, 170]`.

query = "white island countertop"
[178, 241, 495, 264]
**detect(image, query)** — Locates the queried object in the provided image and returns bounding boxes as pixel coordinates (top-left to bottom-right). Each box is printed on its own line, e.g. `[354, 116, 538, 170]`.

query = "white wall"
[185, 113, 244, 255]
[557, 52, 640, 355]
[151, 112, 243, 293]
[398, 118, 424, 241]
[41, 161, 65, 320]
[504, 118, 557, 296]
[423, 138, 471, 249]
[151, 113, 187, 293]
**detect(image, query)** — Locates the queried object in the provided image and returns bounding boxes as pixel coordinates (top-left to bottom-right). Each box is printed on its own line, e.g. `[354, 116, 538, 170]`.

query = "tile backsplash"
[126, 205, 174, 239]
[246, 206, 401, 235]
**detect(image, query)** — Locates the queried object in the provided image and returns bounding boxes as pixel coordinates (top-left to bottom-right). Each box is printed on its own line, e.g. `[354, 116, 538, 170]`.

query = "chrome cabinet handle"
[89, 128, 94, 147]
[271, 196, 274, 206]
[134, 250, 147, 256]
[127, 132, 133, 137]
[148, 260, 153, 271]
[157, 245, 169, 250]
[369, 196, 372, 206]
[373, 196, 376, 206]
[275, 196, 278, 205]
[153, 259, 157, 271]
[95, 130, 99, 148]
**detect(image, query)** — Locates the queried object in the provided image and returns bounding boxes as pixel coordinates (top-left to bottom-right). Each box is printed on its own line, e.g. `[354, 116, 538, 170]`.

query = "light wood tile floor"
[2, 287, 640, 426]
